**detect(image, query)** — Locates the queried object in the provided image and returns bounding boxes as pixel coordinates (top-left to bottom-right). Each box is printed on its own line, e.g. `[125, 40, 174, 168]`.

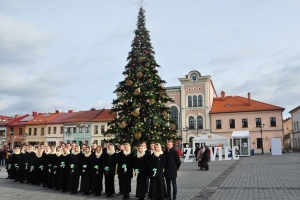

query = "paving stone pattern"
[0, 153, 300, 200]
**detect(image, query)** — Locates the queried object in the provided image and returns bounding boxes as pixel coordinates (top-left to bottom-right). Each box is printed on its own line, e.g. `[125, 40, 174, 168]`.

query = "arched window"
[198, 95, 203, 106]
[193, 95, 197, 107]
[197, 115, 203, 129]
[188, 116, 195, 129]
[170, 106, 178, 129]
[188, 96, 192, 107]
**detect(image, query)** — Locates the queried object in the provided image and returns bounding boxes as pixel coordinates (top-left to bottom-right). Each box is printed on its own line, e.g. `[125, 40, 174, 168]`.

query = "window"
[198, 95, 203, 106]
[85, 127, 89, 133]
[193, 95, 197, 107]
[48, 127, 51, 134]
[229, 119, 235, 128]
[170, 106, 178, 129]
[60, 127, 63, 134]
[34, 128, 37, 136]
[188, 116, 195, 129]
[188, 96, 192, 107]
[73, 127, 76, 133]
[216, 120, 222, 129]
[294, 122, 296, 131]
[41, 128, 44, 136]
[79, 127, 83, 133]
[94, 140, 98, 144]
[297, 122, 299, 130]
[255, 118, 261, 127]
[85, 140, 89, 145]
[54, 127, 57, 134]
[67, 128, 70, 133]
[242, 118, 248, 128]
[28, 128, 32, 136]
[270, 117, 276, 127]
[18, 128, 23, 135]
[95, 126, 98, 134]
[257, 138, 262, 148]
[101, 125, 105, 133]
[197, 116, 203, 129]
[0, 130, 5, 137]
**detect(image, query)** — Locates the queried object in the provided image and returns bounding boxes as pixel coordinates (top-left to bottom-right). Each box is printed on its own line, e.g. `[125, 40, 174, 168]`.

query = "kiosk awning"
[232, 131, 250, 138]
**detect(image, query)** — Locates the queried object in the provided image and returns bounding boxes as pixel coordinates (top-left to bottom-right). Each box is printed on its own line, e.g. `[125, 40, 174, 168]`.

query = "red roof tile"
[26, 113, 61, 125]
[92, 109, 113, 122]
[64, 109, 103, 123]
[210, 94, 284, 114]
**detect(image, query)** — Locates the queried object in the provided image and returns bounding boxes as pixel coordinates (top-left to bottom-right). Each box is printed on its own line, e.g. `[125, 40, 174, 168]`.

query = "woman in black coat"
[91, 146, 104, 196]
[57, 147, 70, 192]
[52, 146, 62, 190]
[149, 143, 166, 200]
[10, 147, 21, 181]
[202, 146, 209, 170]
[47, 146, 56, 189]
[18, 146, 28, 183]
[80, 146, 92, 195]
[117, 143, 134, 199]
[102, 143, 117, 198]
[134, 144, 149, 200]
[42, 146, 50, 187]
[68, 145, 81, 194]
[33, 148, 43, 185]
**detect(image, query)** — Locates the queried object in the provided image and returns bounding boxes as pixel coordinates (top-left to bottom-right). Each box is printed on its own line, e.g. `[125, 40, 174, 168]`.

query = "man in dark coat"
[164, 141, 181, 200]
[102, 143, 116, 198]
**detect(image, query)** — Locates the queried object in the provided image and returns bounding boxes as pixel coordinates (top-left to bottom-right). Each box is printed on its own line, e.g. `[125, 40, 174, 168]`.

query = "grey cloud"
[0, 15, 57, 65]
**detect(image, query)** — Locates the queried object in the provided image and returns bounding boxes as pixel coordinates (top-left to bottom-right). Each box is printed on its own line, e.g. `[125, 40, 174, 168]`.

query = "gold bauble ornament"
[153, 122, 159, 127]
[147, 79, 152, 84]
[126, 79, 133, 86]
[120, 99, 126, 104]
[162, 111, 168, 116]
[145, 62, 150, 67]
[120, 121, 126, 129]
[134, 88, 141, 95]
[159, 90, 164, 95]
[138, 57, 145, 62]
[136, 72, 143, 78]
[134, 132, 142, 139]
[170, 123, 176, 130]
[131, 108, 140, 117]
[149, 98, 155, 105]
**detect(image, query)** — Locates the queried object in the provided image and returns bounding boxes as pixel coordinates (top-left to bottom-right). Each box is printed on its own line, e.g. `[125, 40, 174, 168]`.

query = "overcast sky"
[0, 0, 299, 119]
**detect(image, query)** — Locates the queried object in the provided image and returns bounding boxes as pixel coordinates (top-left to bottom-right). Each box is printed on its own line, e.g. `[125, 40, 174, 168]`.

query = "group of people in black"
[5, 140, 181, 200]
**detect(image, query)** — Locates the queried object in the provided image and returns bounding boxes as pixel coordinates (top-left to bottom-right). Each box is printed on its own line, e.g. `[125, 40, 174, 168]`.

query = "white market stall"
[192, 134, 229, 154]
[231, 131, 251, 156]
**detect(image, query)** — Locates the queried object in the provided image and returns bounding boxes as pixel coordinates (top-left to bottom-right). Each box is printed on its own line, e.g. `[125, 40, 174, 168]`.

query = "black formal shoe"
[95, 192, 101, 196]
[62, 190, 67, 193]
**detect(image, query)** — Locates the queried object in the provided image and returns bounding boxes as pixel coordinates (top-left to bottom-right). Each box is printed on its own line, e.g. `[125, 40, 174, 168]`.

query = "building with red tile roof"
[0, 115, 13, 149]
[63, 109, 103, 146]
[210, 91, 285, 154]
[91, 109, 113, 146]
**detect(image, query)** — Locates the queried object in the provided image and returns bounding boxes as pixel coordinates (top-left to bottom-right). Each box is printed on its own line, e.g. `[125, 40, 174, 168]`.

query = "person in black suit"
[164, 140, 181, 200]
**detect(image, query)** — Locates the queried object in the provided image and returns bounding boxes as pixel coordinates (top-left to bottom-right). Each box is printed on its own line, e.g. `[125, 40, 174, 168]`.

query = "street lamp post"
[260, 123, 265, 154]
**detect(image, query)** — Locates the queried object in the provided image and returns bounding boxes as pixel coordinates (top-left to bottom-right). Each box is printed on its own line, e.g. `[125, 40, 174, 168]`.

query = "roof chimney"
[15, 115, 19, 119]
[185, 75, 188, 78]
[68, 110, 73, 113]
[221, 91, 225, 101]
[32, 111, 38, 116]
[247, 92, 251, 105]
[55, 110, 59, 114]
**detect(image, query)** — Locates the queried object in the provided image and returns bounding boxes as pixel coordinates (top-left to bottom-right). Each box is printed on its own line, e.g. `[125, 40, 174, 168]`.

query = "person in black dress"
[116, 143, 124, 195]
[42, 146, 50, 187]
[134, 144, 149, 200]
[33, 148, 43, 186]
[149, 143, 167, 200]
[102, 143, 116, 198]
[47, 146, 56, 189]
[52, 146, 62, 190]
[18, 146, 27, 183]
[80, 146, 92, 195]
[57, 146, 70, 192]
[117, 143, 134, 199]
[91, 146, 104, 196]
[11, 147, 21, 181]
[68, 145, 81, 194]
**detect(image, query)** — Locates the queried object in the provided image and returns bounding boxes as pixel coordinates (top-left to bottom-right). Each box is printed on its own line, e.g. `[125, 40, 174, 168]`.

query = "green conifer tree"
[104, 7, 181, 148]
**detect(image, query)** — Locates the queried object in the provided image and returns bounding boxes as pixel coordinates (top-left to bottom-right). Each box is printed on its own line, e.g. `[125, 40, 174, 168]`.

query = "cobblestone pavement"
[0, 153, 300, 200]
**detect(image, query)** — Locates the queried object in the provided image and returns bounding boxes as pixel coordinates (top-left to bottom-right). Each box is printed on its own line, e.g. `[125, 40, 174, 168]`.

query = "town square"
[1, 0, 300, 200]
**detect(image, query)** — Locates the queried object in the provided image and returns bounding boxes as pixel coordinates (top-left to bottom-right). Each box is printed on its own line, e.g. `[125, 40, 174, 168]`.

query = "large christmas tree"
[104, 6, 181, 148]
